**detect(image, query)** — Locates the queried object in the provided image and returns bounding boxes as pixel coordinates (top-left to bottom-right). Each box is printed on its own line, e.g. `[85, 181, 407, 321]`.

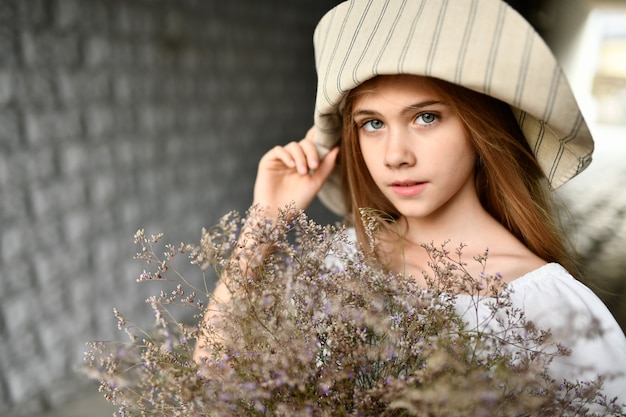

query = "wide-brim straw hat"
[312, 0, 594, 216]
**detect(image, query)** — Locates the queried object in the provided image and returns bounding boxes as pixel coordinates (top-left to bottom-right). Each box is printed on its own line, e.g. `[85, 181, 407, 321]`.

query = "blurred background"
[0, 0, 624, 416]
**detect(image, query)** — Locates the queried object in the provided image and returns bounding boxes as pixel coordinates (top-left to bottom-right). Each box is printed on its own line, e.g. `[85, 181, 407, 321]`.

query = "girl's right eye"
[362, 119, 384, 131]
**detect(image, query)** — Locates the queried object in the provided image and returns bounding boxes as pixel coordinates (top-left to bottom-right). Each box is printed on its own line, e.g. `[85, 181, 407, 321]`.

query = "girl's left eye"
[416, 112, 437, 125]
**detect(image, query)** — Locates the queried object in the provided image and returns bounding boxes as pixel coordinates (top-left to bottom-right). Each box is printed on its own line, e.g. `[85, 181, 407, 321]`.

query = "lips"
[390, 180, 427, 197]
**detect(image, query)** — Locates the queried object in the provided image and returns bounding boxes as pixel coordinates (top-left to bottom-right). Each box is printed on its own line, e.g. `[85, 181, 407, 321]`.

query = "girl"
[197, 0, 626, 402]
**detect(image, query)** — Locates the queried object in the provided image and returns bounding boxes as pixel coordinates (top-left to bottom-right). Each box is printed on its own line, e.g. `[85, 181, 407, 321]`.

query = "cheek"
[447, 130, 475, 167]
[455, 146, 477, 169]
[432, 135, 476, 180]
[359, 143, 387, 187]
[447, 144, 477, 182]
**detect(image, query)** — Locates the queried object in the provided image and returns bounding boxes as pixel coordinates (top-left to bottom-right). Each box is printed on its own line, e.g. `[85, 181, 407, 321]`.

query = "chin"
[393, 204, 436, 220]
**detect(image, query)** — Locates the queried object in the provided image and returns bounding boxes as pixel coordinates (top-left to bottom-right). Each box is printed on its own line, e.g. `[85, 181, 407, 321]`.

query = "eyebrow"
[352, 100, 446, 118]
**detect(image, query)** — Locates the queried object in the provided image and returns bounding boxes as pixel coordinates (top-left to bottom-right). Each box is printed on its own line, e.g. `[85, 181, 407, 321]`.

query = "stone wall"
[0, 0, 339, 415]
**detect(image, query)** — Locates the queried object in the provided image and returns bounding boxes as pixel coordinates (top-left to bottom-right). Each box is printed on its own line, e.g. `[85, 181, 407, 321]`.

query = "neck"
[400, 191, 495, 250]
[379, 203, 501, 281]
[373, 185, 543, 282]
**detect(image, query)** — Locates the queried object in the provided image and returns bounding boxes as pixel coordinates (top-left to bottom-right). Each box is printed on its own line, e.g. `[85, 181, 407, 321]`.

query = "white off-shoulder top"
[455, 263, 626, 402]
[331, 229, 626, 402]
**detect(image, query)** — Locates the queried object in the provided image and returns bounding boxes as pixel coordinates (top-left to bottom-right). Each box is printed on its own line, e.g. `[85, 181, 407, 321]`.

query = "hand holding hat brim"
[253, 135, 339, 218]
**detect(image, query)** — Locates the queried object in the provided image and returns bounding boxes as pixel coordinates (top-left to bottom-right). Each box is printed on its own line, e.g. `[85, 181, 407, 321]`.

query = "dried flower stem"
[83, 207, 625, 416]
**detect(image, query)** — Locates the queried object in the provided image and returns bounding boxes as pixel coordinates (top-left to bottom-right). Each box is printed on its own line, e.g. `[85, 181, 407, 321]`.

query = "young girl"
[197, 0, 626, 402]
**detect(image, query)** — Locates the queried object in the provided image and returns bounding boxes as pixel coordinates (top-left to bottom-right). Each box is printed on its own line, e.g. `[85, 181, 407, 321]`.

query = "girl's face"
[352, 75, 477, 222]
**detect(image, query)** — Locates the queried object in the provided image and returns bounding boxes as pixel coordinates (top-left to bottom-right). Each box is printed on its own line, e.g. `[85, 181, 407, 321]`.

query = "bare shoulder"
[484, 253, 546, 283]
[459, 213, 547, 282]
[477, 231, 547, 283]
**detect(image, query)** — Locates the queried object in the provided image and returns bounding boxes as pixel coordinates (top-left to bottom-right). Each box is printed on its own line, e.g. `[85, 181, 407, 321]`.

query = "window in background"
[591, 9, 626, 125]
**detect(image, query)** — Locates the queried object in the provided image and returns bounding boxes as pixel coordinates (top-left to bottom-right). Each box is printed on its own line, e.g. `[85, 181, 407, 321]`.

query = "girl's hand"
[253, 128, 339, 218]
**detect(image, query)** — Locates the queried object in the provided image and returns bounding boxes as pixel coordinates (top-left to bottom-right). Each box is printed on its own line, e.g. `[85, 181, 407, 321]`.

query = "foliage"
[83, 206, 625, 416]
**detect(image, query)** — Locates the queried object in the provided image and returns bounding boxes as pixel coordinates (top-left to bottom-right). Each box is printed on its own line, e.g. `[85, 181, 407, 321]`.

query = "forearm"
[193, 207, 279, 362]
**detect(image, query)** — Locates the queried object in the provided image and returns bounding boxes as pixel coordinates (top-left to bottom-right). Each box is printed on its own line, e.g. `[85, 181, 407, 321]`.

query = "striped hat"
[312, 0, 594, 216]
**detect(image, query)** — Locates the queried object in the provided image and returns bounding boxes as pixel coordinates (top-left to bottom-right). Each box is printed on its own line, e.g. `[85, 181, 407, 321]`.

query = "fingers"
[263, 145, 298, 170]
[285, 127, 320, 174]
[310, 146, 338, 180]
[253, 135, 339, 215]
[298, 139, 320, 171]
[265, 139, 320, 175]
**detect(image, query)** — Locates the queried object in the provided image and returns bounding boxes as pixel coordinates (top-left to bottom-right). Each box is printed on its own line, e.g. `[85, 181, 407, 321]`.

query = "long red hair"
[338, 75, 579, 275]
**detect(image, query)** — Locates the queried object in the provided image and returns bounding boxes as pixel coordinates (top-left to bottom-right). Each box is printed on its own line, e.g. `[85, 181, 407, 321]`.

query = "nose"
[384, 129, 416, 169]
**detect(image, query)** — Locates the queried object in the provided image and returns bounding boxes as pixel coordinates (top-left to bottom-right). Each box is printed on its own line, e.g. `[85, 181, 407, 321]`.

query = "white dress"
[331, 229, 626, 403]
[455, 263, 626, 402]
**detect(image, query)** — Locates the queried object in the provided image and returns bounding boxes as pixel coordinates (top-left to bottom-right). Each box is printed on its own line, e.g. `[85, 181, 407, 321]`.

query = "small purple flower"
[241, 381, 257, 391]
[319, 383, 330, 394]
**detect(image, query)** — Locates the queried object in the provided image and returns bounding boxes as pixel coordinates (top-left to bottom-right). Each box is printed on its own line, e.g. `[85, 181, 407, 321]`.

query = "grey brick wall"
[2, 1, 623, 416]
[0, 0, 339, 415]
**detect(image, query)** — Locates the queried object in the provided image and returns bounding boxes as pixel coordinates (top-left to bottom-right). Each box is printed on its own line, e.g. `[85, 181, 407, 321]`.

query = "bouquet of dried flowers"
[83, 205, 625, 416]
